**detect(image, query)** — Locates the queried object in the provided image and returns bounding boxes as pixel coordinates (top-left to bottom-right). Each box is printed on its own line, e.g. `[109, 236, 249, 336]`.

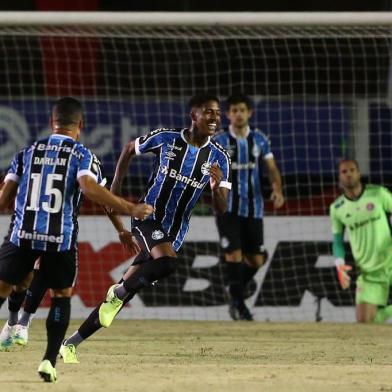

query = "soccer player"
[331, 159, 392, 323]
[213, 94, 284, 321]
[0, 97, 153, 382]
[59, 93, 231, 364]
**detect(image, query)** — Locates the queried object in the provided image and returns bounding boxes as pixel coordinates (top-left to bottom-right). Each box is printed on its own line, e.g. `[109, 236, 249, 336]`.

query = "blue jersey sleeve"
[77, 147, 107, 186]
[135, 128, 173, 155]
[217, 150, 232, 190]
[5, 149, 24, 183]
[256, 131, 273, 159]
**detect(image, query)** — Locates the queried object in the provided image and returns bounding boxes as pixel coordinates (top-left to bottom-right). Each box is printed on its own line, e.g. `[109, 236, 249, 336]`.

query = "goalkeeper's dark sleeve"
[332, 232, 345, 259]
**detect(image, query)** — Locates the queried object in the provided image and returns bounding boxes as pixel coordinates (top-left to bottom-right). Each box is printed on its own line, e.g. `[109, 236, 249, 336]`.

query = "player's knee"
[51, 287, 73, 298]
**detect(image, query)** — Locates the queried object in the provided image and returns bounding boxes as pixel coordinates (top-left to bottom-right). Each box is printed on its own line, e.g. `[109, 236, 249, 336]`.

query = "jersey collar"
[181, 128, 211, 149]
[229, 125, 250, 139]
[50, 133, 74, 141]
[343, 184, 365, 201]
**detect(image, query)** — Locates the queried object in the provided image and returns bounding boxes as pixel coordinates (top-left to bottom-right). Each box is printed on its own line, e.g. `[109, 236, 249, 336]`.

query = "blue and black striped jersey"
[135, 128, 231, 251]
[214, 127, 272, 218]
[5, 134, 105, 251]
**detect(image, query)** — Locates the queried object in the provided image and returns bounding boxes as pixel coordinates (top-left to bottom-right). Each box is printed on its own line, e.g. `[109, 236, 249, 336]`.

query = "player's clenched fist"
[209, 163, 223, 191]
[129, 203, 154, 220]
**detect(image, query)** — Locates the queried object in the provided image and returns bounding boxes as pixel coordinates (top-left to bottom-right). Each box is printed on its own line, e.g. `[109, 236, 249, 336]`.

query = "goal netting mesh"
[0, 16, 391, 321]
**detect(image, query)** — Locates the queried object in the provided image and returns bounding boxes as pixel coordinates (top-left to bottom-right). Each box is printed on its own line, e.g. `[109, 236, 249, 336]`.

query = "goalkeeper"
[330, 159, 392, 323]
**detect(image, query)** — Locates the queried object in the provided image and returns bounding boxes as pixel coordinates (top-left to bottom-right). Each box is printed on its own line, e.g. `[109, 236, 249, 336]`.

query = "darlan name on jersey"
[161, 166, 204, 189]
[34, 157, 68, 166]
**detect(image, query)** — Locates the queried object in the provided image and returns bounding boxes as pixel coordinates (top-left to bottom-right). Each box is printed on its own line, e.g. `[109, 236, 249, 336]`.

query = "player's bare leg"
[356, 303, 378, 323]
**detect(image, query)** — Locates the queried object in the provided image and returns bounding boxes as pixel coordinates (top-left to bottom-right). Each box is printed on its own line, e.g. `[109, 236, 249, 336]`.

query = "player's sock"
[24, 269, 48, 314]
[240, 263, 259, 287]
[18, 311, 34, 327]
[77, 306, 101, 340]
[224, 261, 243, 303]
[374, 305, 392, 323]
[118, 256, 178, 299]
[64, 330, 84, 347]
[43, 297, 71, 367]
[8, 289, 26, 326]
[18, 270, 48, 327]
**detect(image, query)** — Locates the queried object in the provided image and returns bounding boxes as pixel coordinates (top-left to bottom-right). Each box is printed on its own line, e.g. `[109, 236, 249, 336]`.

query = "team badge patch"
[151, 230, 164, 240]
[201, 162, 212, 176]
[220, 236, 229, 249]
[366, 203, 374, 211]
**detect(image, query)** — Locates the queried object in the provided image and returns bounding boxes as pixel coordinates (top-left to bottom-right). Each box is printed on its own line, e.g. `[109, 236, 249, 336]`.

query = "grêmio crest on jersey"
[135, 128, 231, 251]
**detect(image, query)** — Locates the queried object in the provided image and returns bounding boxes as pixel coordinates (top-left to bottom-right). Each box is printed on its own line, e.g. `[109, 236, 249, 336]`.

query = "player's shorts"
[0, 238, 78, 289]
[132, 219, 173, 255]
[355, 267, 392, 306]
[215, 212, 264, 254]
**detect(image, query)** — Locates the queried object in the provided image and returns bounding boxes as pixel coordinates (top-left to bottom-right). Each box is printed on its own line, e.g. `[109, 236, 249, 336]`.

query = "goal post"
[0, 12, 391, 322]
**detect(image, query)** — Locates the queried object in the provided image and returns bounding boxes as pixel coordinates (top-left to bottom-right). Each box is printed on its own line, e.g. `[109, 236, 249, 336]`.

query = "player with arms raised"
[330, 159, 392, 323]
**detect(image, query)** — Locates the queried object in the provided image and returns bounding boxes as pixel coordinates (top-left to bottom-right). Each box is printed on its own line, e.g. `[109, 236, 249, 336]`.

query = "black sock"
[224, 262, 243, 303]
[24, 270, 48, 314]
[77, 306, 102, 340]
[241, 263, 259, 287]
[8, 290, 26, 325]
[0, 296, 6, 308]
[121, 256, 177, 298]
[43, 297, 71, 367]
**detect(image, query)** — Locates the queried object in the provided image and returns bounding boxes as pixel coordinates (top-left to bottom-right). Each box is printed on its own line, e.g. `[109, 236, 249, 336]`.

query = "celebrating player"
[0, 97, 153, 382]
[60, 93, 231, 364]
[330, 159, 392, 323]
[214, 94, 284, 320]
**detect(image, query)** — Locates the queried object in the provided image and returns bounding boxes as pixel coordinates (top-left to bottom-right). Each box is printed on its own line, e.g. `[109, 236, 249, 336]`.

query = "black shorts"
[216, 213, 264, 254]
[132, 219, 173, 254]
[0, 238, 78, 289]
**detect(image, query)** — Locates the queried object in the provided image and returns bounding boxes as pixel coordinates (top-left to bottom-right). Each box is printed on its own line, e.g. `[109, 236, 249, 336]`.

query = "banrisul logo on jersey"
[161, 166, 204, 189]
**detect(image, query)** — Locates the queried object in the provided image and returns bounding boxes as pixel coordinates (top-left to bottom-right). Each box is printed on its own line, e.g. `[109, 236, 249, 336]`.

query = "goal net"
[0, 12, 391, 321]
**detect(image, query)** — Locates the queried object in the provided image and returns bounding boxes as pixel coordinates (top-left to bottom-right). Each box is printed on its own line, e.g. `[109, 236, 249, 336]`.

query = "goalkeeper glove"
[335, 258, 352, 290]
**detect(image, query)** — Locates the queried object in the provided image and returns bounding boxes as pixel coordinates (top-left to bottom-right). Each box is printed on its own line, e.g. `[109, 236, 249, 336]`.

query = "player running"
[0, 97, 153, 382]
[59, 93, 231, 364]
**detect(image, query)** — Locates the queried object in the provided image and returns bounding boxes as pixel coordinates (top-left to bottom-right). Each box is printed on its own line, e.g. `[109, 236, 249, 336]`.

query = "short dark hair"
[338, 158, 360, 170]
[52, 97, 83, 127]
[226, 94, 253, 110]
[188, 93, 219, 110]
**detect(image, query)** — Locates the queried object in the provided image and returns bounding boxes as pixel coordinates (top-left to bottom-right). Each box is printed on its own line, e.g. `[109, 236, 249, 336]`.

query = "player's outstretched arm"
[265, 158, 284, 209]
[111, 140, 136, 196]
[102, 206, 141, 256]
[0, 179, 18, 211]
[78, 175, 153, 219]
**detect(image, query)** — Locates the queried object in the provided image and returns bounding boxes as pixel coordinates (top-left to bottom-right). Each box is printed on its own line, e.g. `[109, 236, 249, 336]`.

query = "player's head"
[189, 93, 221, 137]
[51, 97, 84, 141]
[226, 94, 253, 129]
[338, 158, 361, 190]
